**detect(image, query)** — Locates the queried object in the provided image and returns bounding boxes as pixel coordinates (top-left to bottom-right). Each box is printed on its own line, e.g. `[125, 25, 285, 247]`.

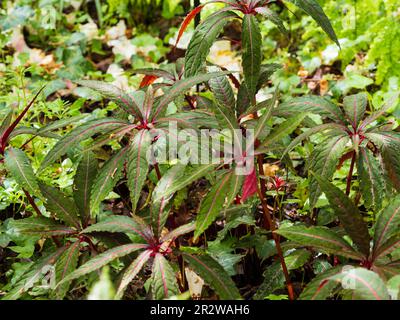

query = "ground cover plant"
[0, 0, 400, 301]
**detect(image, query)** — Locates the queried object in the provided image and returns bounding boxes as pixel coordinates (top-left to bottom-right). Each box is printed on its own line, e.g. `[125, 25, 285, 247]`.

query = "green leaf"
[160, 222, 196, 243]
[116, 249, 152, 299]
[276, 225, 364, 260]
[313, 173, 370, 257]
[90, 147, 128, 215]
[127, 130, 152, 213]
[357, 147, 384, 210]
[151, 165, 185, 239]
[39, 183, 81, 229]
[82, 215, 154, 243]
[281, 123, 347, 157]
[52, 241, 80, 300]
[343, 93, 368, 128]
[182, 252, 241, 299]
[360, 93, 399, 130]
[208, 75, 236, 111]
[299, 266, 345, 300]
[151, 253, 179, 299]
[260, 113, 308, 148]
[73, 152, 98, 225]
[57, 243, 148, 287]
[365, 132, 400, 191]
[8, 216, 77, 237]
[253, 89, 277, 141]
[327, 267, 390, 300]
[242, 14, 262, 96]
[284, 0, 339, 46]
[76, 80, 143, 119]
[373, 195, 400, 259]
[256, 64, 282, 91]
[308, 134, 349, 207]
[275, 95, 344, 123]
[184, 11, 237, 78]
[195, 171, 234, 239]
[152, 71, 231, 120]
[2, 246, 69, 300]
[153, 164, 217, 202]
[254, 7, 288, 35]
[39, 118, 128, 172]
[4, 148, 40, 197]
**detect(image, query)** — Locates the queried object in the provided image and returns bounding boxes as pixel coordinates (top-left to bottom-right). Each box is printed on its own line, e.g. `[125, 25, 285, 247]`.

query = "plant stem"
[154, 163, 162, 180]
[256, 155, 295, 300]
[346, 151, 356, 196]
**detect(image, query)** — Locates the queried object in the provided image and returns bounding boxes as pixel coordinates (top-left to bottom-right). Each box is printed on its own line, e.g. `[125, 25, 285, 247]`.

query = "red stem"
[256, 155, 295, 300]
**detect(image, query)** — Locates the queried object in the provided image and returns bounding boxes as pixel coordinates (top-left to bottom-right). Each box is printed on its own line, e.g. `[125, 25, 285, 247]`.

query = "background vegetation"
[1, 0, 400, 300]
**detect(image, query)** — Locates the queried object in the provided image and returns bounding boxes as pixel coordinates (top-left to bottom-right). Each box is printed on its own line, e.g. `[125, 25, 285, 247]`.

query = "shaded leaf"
[182, 252, 241, 299]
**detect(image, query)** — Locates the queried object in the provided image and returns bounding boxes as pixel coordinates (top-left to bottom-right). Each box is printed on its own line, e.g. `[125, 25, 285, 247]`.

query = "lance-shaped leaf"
[184, 11, 237, 78]
[276, 225, 364, 260]
[373, 195, 400, 259]
[131, 68, 175, 81]
[8, 216, 76, 237]
[299, 266, 346, 300]
[175, 5, 204, 47]
[82, 215, 154, 243]
[76, 80, 143, 119]
[275, 95, 345, 123]
[359, 93, 399, 130]
[327, 267, 390, 300]
[343, 93, 367, 128]
[253, 88, 277, 141]
[127, 130, 152, 213]
[357, 147, 384, 210]
[242, 14, 262, 96]
[0, 87, 44, 152]
[57, 243, 148, 287]
[116, 249, 152, 299]
[35, 114, 88, 137]
[0, 111, 12, 137]
[284, 0, 339, 46]
[151, 71, 231, 120]
[281, 123, 347, 157]
[52, 241, 80, 300]
[91, 147, 128, 214]
[373, 235, 400, 261]
[2, 245, 68, 300]
[151, 253, 179, 299]
[39, 118, 128, 172]
[195, 171, 234, 239]
[182, 252, 241, 299]
[313, 173, 370, 257]
[236, 82, 252, 115]
[256, 63, 282, 91]
[4, 148, 40, 197]
[257, 113, 308, 153]
[160, 222, 196, 243]
[153, 163, 217, 202]
[73, 152, 98, 224]
[255, 7, 288, 35]
[308, 134, 349, 208]
[208, 75, 236, 111]
[365, 131, 400, 191]
[151, 165, 185, 239]
[39, 183, 81, 229]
